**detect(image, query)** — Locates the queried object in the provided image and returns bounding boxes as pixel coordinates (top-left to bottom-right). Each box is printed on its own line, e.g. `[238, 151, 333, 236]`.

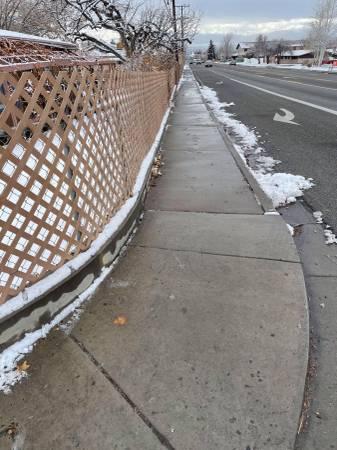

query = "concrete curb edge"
[192, 71, 275, 213]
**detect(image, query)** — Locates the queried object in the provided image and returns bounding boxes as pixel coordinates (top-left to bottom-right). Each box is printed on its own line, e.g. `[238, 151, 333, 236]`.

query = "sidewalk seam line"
[69, 334, 176, 450]
[130, 243, 300, 264]
[145, 210, 264, 217]
[146, 209, 263, 216]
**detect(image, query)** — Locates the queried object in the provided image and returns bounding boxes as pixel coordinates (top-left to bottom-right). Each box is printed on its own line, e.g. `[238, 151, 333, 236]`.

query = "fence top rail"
[0, 34, 123, 72]
[0, 57, 121, 73]
[0, 30, 77, 50]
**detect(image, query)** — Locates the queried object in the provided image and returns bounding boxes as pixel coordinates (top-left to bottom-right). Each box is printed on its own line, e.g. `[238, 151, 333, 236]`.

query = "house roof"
[236, 42, 253, 49]
[0, 29, 77, 50]
[282, 49, 313, 57]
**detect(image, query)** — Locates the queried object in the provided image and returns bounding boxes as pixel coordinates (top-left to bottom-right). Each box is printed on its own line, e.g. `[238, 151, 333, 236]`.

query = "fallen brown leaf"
[5, 422, 18, 439]
[16, 360, 30, 373]
[293, 225, 303, 237]
[113, 315, 128, 326]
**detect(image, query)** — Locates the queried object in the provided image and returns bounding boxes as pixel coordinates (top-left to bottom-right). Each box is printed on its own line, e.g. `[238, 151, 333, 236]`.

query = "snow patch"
[313, 211, 323, 224]
[313, 211, 337, 245]
[232, 59, 337, 73]
[0, 265, 111, 393]
[324, 229, 337, 245]
[287, 224, 295, 236]
[199, 84, 314, 207]
[254, 172, 313, 209]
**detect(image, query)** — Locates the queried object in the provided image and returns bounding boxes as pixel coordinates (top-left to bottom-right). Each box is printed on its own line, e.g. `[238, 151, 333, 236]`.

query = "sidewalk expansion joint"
[161, 149, 224, 153]
[131, 243, 300, 265]
[169, 124, 217, 128]
[69, 334, 176, 450]
[145, 209, 263, 216]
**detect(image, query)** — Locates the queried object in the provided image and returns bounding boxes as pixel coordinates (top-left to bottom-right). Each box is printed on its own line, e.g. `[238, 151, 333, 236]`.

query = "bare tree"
[270, 39, 290, 64]
[221, 33, 234, 60]
[0, 0, 20, 30]
[255, 34, 268, 63]
[309, 0, 337, 65]
[60, 0, 199, 60]
[179, 8, 199, 51]
[0, 0, 69, 38]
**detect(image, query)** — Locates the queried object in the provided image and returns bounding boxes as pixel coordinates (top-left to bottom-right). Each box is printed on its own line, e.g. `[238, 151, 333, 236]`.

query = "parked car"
[194, 59, 202, 65]
[230, 60, 237, 65]
[204, 60, 213, 67]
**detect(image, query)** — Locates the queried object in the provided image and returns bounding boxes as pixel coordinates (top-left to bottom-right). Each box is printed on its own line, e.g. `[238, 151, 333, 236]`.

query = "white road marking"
[215, 65, 337, 83]
[273, 108, 300, 126]
[280, 79, 337, 91]
[210, 70, 337, 116]
[280, 75, 337, 83]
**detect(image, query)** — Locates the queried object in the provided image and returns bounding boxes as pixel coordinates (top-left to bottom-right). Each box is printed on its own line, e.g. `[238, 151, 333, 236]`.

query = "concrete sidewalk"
[0, 72, 308, 450]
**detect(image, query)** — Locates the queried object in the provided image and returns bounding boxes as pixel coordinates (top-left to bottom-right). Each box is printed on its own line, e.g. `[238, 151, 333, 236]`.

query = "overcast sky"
[191, 0, 317, 47]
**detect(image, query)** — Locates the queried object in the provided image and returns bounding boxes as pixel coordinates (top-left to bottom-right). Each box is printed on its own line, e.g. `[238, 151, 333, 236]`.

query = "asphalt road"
[192, 63, 337, 231]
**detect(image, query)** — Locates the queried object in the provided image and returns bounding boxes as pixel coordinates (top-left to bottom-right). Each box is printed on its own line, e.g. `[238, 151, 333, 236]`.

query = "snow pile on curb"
[324, 229, 337, 245]
[233, 59, 337, 73]
[199, 84, 314, 208]
[313, 211, 323, 223]
[254, 172, 313, 208]
[314, 211, 337, 245]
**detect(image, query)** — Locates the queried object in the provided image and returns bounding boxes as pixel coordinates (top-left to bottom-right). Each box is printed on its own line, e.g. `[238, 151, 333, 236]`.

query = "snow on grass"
[199, 84, 314, 208]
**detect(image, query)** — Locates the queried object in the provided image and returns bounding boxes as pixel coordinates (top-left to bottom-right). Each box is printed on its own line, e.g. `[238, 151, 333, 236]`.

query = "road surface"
[192, 63, 337, 231]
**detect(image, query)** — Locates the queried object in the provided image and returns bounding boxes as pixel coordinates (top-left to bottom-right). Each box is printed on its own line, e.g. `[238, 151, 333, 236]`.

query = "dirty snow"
[199, 84, 314, 208]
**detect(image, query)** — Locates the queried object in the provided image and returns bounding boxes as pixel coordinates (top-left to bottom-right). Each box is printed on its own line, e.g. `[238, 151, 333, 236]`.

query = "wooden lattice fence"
[0, 61, 178, 304]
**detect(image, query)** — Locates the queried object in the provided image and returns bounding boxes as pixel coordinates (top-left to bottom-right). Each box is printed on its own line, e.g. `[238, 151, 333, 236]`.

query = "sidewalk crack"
[69, 334, 176, 450]
[131, 243, 300, 264]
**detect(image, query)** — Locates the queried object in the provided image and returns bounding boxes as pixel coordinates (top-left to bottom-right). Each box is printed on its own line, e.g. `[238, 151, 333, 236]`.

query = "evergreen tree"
[207, 40, 216, 60]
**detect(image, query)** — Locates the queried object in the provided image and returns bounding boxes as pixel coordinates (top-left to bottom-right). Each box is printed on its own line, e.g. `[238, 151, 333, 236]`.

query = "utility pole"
[176, 4, 189, 52]
[171, 0, 179, 61]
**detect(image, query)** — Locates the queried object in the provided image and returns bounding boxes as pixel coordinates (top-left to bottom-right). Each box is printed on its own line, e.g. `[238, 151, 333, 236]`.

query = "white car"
[204, 60, 213, 67]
